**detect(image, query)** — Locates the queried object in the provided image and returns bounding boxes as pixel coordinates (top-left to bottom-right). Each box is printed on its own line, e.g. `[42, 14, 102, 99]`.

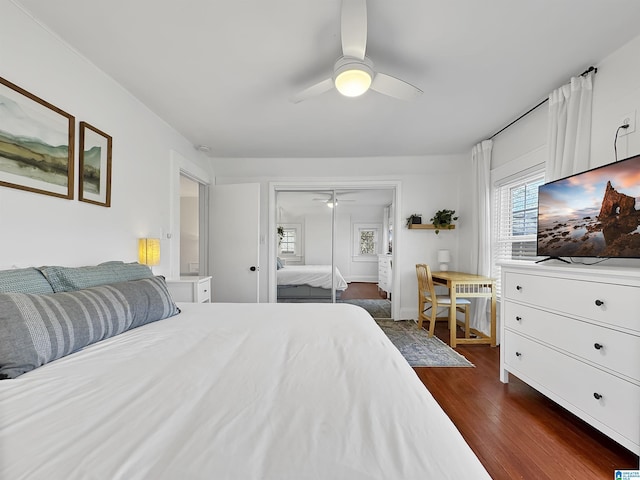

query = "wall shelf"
[407, 224, 455, 230]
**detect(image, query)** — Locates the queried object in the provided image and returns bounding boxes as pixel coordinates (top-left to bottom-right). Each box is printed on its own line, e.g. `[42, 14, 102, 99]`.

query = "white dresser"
[500, 263, 640, 455]
[166, 276, 212, 303]
[378, 255, 392, 299]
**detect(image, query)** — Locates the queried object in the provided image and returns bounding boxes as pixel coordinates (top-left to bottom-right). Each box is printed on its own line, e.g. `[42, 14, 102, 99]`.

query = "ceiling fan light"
[335, 68, 372, 97]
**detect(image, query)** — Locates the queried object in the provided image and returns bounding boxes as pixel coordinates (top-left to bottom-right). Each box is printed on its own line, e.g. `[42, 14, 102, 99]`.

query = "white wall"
[591, 34, 640, 166]
[213, 154, 471, 319]
[303, 211, 333, 265]
[337, 205, 385, 282]
[491, 31, 640, 270]
[0, 2, 212, 274]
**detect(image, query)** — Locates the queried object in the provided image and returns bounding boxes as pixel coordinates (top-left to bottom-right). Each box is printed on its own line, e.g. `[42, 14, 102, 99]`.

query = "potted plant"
[277, 226, 284, 245]
[406, 213, 422, 227]
[430, 209, 458, 234]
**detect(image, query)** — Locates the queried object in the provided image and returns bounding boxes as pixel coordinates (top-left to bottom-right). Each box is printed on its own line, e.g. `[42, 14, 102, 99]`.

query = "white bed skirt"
[277, 264, 348, 290]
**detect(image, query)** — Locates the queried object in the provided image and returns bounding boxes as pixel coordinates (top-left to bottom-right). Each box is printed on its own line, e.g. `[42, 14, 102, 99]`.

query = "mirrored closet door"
[275, 188, 393, 319]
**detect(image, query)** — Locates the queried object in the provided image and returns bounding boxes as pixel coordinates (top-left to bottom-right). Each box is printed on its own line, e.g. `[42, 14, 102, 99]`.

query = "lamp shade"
[437, 249, 451, 263]
[138, 238, 161, 266]
[437, 249, 451, 271]
[333, 58, 374, 98]
[335, 68, 372, 97]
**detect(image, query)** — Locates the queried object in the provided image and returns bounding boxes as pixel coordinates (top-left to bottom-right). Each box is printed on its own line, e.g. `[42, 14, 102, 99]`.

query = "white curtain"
[546, 72, 594, 181]
[470, 139, 492, 335]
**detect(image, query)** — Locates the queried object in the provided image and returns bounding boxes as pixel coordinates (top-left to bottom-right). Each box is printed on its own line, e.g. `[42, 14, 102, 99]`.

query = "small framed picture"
[0, 76, 75, 199]
[79, 121, 112, 207]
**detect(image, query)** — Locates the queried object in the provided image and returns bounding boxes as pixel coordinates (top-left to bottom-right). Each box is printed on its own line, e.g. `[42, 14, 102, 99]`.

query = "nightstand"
[166, 276, 212, 303]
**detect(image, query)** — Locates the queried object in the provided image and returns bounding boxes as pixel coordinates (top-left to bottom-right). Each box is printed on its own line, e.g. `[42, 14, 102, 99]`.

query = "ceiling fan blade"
[291, 78, 334, 103]
[341, 0, 367, 60]
[371, 73, 423, 100]
[291, 78, 335, 103]
[312, 197, 355, 202]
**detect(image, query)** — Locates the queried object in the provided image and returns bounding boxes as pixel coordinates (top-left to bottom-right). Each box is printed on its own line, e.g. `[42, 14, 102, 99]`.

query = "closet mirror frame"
[269, 181, 401, 320]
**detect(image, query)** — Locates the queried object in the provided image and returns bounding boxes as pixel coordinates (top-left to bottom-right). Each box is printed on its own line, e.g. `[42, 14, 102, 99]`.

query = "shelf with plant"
[407, 223, 455, 230]
[429, 209, 458, 234]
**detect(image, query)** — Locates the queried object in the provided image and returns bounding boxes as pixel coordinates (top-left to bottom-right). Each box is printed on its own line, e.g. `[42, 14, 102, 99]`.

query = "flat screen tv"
[537, 153, 640, 259]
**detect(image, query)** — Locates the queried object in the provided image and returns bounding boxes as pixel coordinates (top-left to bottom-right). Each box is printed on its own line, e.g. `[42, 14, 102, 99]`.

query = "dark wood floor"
[340, 282, 387, 300]
[417, 322, 638, 479]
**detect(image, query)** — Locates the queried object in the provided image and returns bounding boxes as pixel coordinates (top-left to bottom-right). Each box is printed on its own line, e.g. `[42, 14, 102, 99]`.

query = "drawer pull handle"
[593, 392, 602, 400]
[515, 316, 522, 322]
[593, 343, 603, 350]
[515, 352, 522, 357]
[594, 299, 604, 307]
[516, 285, 522, 291]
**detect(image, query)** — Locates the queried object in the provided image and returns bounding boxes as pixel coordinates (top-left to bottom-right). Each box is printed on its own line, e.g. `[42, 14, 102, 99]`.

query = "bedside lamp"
[138, 238, 161, 269]
[437, 249, 451, 271]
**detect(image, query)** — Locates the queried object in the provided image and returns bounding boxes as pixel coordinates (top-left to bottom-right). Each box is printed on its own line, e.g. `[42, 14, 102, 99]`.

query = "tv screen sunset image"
[537, 155, 640, 258]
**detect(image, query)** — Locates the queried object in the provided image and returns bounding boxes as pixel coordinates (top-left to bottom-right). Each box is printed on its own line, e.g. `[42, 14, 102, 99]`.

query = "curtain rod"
[488, 66, 597, 140]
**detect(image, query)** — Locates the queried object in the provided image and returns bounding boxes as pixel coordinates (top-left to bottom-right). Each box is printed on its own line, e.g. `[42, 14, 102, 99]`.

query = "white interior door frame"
[169, 150, 212, 280]
[269, 180, 402, 320]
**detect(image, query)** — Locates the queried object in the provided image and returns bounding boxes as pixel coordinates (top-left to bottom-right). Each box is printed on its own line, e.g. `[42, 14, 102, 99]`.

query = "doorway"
[179, 173, 209, 277]
[274, 187, 395, 319]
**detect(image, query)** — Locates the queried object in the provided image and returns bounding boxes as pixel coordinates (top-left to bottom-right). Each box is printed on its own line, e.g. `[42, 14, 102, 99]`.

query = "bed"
[0, 265, 490, 479]
[276, 264, 348, 299]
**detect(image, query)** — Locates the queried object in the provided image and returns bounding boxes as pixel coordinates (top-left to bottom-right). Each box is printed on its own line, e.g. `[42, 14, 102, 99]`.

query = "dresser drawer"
[504, 271, 640, 332]
[504, 331, 640, 449]
[166, 276, 212, 303]
[197, 278, 211, 302]
[504, 301, 640, 381]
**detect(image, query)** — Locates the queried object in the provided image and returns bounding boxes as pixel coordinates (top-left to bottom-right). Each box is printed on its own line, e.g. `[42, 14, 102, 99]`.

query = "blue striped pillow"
[0, 276, 179, 379]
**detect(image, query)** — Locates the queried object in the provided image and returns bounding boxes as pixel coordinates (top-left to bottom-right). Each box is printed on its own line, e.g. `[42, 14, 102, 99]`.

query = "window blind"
[492, 169, 545, 296]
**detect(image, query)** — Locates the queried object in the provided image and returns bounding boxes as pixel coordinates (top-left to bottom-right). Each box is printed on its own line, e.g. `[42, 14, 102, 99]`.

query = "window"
[280, 229, 296, 254]
[278, 223, 303, 259]
[352, 223, 380, 261]
[492, 169, 545, 295]
[359, 230, 376, 254]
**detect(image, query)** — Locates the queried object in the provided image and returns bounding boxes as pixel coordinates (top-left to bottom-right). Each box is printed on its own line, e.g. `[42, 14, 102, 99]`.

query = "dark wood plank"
[340, 282, 386, 300]
[414, 322, 639, 479]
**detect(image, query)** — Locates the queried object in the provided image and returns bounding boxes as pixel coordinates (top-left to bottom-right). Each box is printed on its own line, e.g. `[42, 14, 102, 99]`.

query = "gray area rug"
[339, 299, 391, 318]
[278, 298, 392, 319]
[376, 320, 474, 367]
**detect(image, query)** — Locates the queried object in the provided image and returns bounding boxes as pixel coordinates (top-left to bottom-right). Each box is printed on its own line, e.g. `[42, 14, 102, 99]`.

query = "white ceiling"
[15, 0, 640, 158]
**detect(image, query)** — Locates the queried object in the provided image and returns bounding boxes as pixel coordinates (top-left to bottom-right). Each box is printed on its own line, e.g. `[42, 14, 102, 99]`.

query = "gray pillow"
[0, 276, 179, 379]
[38, 262, 153, 293]
[0, 267, 55, 294]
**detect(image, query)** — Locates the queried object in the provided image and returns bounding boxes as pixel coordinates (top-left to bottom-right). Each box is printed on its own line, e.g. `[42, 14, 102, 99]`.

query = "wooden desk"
[431, 271, 496, 347]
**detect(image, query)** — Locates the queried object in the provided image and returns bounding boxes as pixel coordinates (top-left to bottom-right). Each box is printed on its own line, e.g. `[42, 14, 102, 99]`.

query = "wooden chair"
[415, 264, 471, 340]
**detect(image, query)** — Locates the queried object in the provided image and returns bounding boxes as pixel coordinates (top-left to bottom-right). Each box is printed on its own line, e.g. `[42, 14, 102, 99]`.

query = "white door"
[211, 183, 260, 302]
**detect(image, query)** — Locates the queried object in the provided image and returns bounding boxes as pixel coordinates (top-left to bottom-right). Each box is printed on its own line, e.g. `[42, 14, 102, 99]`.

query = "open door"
[211, 183, 260, 302]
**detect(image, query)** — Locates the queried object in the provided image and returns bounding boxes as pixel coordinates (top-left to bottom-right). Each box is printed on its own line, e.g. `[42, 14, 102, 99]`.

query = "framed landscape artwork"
[0, 76, 75, 199]
[79, 121, 112, 207]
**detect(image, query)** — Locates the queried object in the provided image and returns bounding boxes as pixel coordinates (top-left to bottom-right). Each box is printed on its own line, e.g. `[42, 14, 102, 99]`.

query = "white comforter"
[277, 264, 348, 290]
[0, 303, 489, 479]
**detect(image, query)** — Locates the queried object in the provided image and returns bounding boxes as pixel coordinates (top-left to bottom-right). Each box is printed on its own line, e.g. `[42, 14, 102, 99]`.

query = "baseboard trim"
[346, 276, 378, 283]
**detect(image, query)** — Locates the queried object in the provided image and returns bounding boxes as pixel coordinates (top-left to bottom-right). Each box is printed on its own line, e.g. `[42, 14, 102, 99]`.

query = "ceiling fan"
[312, 194, 356, 208]
[291, 0, 423, 103]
